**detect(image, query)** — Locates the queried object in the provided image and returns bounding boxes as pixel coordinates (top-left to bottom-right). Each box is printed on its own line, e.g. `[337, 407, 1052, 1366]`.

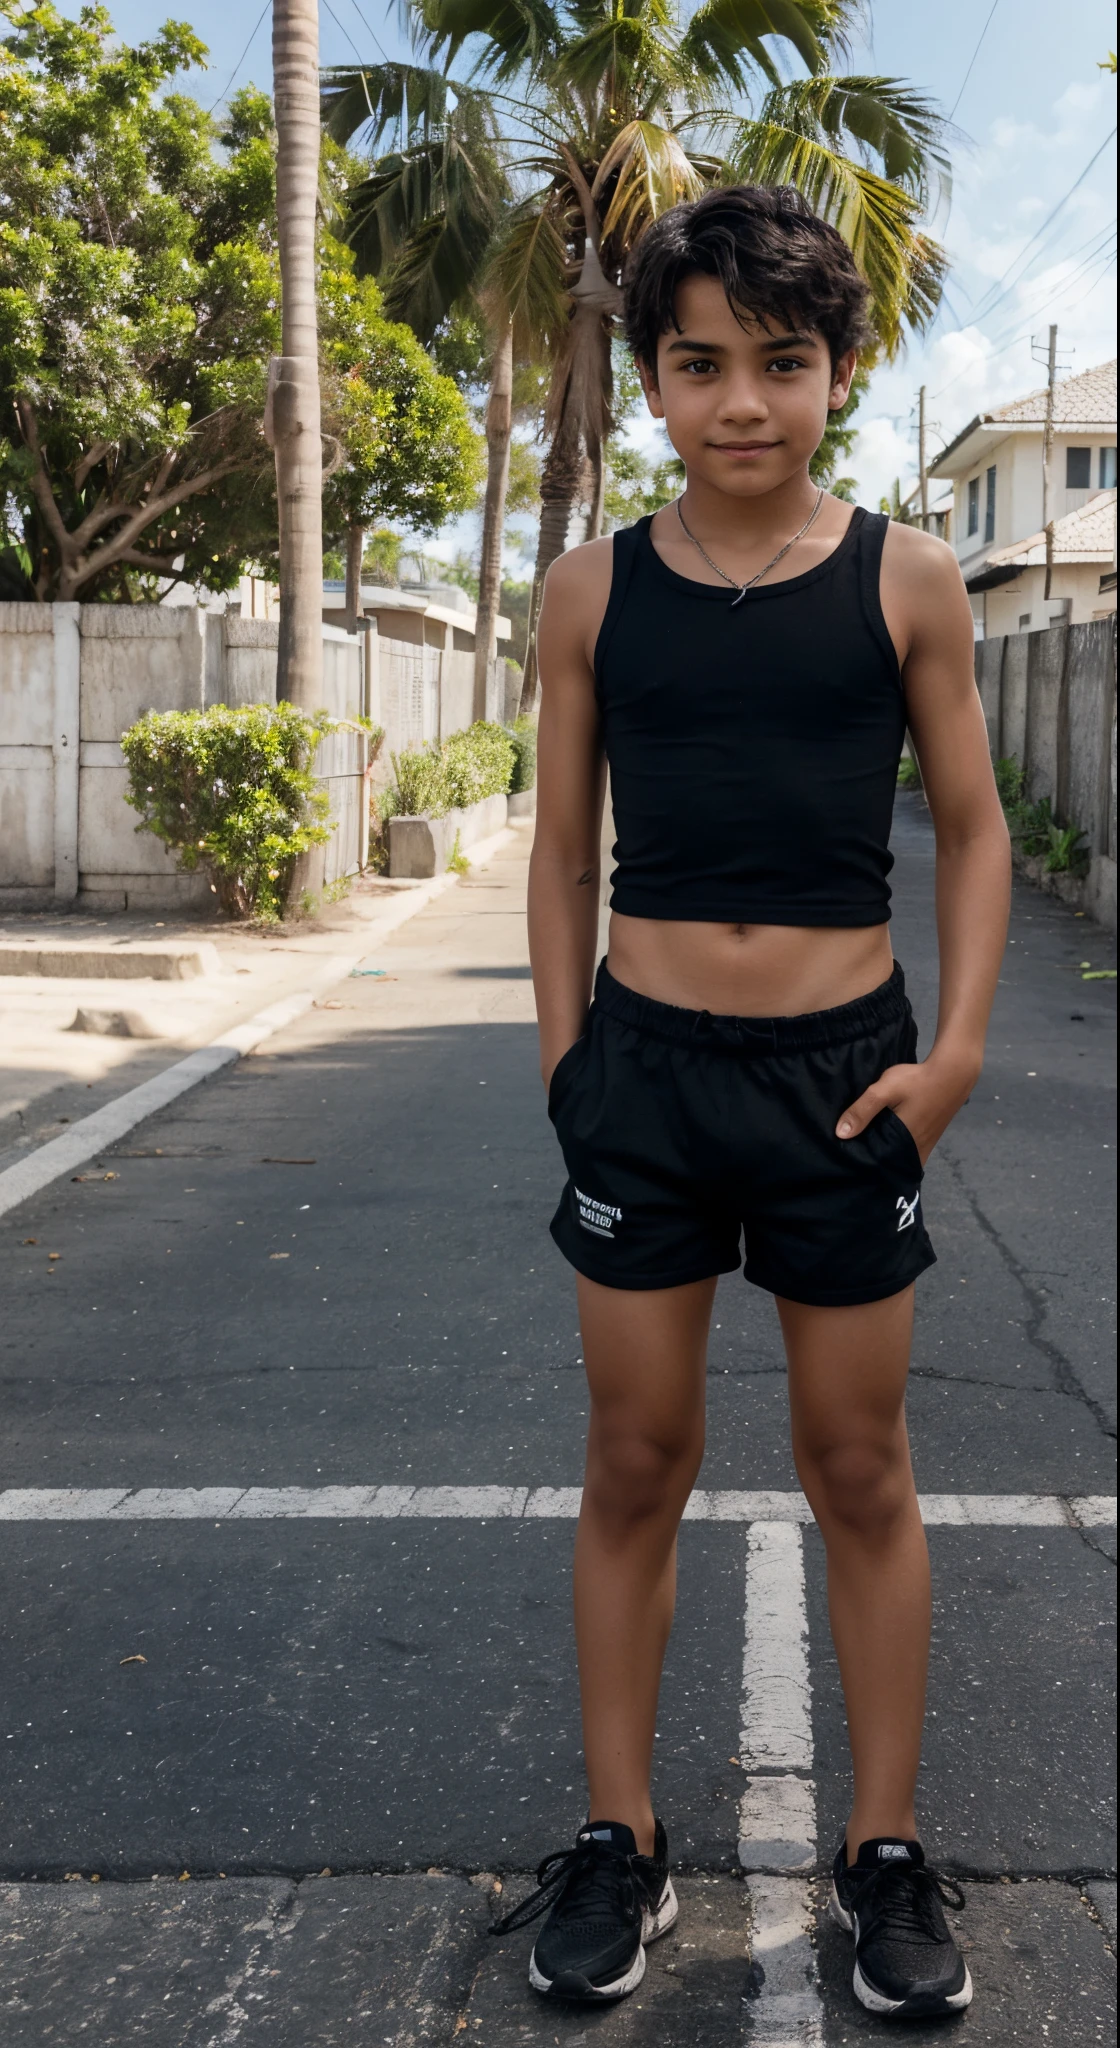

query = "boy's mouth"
[709, 439, 780, 456]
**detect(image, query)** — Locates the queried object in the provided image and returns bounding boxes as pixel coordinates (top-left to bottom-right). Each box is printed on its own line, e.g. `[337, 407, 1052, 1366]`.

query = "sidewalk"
[0, 797, 1114, 2046]
[0, 827, 520, 1175]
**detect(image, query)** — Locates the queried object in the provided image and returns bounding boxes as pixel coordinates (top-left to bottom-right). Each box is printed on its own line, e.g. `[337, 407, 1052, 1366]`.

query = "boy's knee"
[587, 1423, 703, 1524]
[802, 1435, 911, 1535]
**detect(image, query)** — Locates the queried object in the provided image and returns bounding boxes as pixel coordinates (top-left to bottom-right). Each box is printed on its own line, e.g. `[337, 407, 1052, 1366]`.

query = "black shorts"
[548, 961, 936, 1307]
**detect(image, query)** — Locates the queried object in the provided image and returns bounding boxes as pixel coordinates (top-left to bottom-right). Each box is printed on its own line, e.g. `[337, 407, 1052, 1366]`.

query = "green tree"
[407, 0, 951, 701]
[0, 6, 478, 604]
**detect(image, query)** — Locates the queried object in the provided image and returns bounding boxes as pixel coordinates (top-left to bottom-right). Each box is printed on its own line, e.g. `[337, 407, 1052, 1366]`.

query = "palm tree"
[329, 2, 952, 703]
[321, 66, 517, 715]
[271, 0, 325, 709]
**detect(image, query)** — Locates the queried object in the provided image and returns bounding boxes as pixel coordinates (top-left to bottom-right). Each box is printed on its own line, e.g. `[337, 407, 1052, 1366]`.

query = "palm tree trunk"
[520, 196, 619, 713]
[583, 444, 605, 541]
[473, 312, 513, 722]
[519, 429, 582, 713]
[271, 0, 323, 710]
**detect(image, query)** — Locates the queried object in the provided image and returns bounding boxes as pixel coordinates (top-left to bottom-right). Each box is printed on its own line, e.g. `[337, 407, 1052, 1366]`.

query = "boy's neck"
[678, 465, 821, 543]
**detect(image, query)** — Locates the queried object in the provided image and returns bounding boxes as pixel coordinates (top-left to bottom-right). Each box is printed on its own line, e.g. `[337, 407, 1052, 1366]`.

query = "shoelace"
[489, 1837, 638, 1938]
[853, 1862, 966, 1950]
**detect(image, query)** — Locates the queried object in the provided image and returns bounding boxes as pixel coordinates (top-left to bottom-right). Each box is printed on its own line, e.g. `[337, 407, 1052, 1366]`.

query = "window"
[1101, 446, 1117, 489]
[1066, 446, 1091, 489]
[984, 465, 997, 542]
[967, 476, 980, 535]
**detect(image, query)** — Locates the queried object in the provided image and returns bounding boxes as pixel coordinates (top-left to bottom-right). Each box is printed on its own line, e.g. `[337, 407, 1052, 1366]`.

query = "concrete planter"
[389, 792, 507, 879]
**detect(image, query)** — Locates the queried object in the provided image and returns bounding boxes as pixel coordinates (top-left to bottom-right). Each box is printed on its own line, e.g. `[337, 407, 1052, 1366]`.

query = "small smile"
[708, 440, 780, 456]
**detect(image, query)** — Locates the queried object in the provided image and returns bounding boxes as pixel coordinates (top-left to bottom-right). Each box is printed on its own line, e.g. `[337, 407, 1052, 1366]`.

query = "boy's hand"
[836, 1055, 979, 1166]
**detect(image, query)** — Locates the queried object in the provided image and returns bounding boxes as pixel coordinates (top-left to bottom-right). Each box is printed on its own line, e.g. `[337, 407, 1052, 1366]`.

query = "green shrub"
[389, 721, 515, 820]
[504, 714, 537, 793]
[896, 754, 920, 791]
[120, 703, 334, 922]
[443, 720, 515, 807]
[993, 756, 1089, 876]
[390, 742, 452, 818]
[993, 756, 1026, 807]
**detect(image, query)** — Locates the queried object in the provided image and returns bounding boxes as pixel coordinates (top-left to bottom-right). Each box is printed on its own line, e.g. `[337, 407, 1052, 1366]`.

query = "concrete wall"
[368, 638, 522, 787]
[975, 615, 1117, 928]
[0, 604, 366, 911]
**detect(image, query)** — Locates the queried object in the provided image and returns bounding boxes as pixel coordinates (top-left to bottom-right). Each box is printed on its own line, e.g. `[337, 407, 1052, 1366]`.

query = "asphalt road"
[0, 798, 1115, 2045]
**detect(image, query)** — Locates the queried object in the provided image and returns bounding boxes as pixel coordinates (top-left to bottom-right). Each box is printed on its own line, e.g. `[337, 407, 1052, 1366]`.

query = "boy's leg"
[777, 1285, 930, 1859]
[573, 1271, 717, 1857]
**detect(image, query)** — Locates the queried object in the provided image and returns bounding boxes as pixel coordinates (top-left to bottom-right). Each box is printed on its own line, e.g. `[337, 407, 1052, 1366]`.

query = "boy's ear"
[638, 354, 666, 419]
[827, 348, 858, 412]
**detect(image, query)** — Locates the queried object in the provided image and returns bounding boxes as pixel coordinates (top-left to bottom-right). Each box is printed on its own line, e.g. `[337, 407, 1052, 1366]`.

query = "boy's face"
[641, 273, 856, 497]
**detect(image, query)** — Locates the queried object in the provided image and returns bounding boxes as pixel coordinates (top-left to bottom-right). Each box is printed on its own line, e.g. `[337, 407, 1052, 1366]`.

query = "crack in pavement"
[940, 1147, 1115, 1440]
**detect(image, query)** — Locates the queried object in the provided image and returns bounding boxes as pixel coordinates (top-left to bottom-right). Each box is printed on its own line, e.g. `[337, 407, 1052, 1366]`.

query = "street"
[0, 794, 1115, 2045]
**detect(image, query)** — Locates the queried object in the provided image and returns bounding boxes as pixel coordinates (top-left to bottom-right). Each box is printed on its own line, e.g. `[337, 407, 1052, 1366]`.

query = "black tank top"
[594, 506, 904, 926]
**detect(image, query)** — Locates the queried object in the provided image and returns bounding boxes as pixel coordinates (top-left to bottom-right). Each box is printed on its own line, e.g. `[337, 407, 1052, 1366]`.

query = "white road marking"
[0, 1486, 1112, 1523]
[741, 1525, 813, 1774]
[744, 1876, 824, 2046]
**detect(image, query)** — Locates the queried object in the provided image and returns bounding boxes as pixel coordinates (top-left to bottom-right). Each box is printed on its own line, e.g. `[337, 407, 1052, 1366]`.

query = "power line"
[968, 125, 1116, 325]
[930, 231, 1117, 402]
[321, 0, 365, 65]
[345, 0, 392, 65]
[206, 0, 270, 115]
[948, 1, 999, 121]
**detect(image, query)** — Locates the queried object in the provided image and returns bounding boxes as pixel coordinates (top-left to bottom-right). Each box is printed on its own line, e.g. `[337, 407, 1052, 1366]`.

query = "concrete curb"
[0, 826, 517, 1220]
[0, 942, 221, 980]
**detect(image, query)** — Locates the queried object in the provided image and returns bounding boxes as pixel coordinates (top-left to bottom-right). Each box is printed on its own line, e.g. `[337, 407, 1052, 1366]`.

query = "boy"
[493, 185, 1010, 2020]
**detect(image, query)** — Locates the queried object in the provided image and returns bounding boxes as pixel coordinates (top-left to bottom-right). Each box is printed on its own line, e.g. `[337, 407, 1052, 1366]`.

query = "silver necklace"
[675, 487, 825, 605]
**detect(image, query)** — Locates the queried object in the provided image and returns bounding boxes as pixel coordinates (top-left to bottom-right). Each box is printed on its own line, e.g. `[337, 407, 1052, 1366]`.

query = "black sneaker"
[489, 1818, 678, 2001]
[831, 1837, 972, 2019]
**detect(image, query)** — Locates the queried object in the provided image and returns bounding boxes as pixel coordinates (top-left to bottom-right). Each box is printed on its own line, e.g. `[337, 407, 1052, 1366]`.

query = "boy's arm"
[527, 540, 613, 1090]
[837, 526, 1011, 1160]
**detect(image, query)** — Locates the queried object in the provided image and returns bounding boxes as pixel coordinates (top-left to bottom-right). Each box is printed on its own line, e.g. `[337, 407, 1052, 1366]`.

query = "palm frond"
[595, 121, 706, 247]
[556, 11, 677, 107]
[729, 119, 946, 352]
[487, 196, 573, 355]
[754, 75, 951, 210]
[412, 0, 563, 83]
[679, 0, 839, 92]
[320, 62, 454, 149]
[343, 128, 501, 333]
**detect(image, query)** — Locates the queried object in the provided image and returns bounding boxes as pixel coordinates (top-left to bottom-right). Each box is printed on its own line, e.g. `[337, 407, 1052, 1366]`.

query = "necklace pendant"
[731, 586, 748, 608]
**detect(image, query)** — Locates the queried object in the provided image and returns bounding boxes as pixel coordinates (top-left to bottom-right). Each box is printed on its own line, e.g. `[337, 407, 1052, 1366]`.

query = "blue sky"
[60, 1, 1117, 542]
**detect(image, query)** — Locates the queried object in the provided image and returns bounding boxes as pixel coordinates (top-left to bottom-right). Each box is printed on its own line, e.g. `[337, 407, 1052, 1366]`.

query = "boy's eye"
[768, 356, 806, 372]
[681, 357, 717, 373]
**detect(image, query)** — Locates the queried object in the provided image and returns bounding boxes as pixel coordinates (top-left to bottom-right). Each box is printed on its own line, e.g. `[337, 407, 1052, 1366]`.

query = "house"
[321, 579, 511, 655]
[974, 491, 1116, 635]
[929, 358, 1117, 636]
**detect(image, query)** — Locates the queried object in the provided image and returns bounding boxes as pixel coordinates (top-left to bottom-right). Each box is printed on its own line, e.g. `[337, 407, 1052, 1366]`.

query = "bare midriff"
[606, 914, 895, 1019]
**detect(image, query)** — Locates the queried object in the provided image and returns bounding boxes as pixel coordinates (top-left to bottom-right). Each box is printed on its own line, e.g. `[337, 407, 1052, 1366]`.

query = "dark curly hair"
[623, 185, 872, 371]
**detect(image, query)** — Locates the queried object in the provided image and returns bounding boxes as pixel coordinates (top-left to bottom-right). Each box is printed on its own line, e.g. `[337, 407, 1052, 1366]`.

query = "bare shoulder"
[879, 517, 974, 671]
[538, 534, 617, 672]
[881, 517, 964, 595]
[542, 533, 615, 607]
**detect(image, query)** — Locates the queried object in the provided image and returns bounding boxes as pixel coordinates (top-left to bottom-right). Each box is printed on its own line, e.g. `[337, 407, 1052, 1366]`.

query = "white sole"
[529, 1876, 678, 2002]
[833, 1882, 973, 2016]
[854, 1958, 974, 2016]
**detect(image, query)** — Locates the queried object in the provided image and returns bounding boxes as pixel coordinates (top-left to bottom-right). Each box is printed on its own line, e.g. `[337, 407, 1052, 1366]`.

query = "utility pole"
[1042, 323, 1058, 601]
[918, 385, 929, 531]
[267, 0, 324, 709]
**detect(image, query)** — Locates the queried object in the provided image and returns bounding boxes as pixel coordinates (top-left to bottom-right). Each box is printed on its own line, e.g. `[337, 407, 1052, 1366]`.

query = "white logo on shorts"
[896, 1192, 919, 1233]
[575, 1186, 622, 1239]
